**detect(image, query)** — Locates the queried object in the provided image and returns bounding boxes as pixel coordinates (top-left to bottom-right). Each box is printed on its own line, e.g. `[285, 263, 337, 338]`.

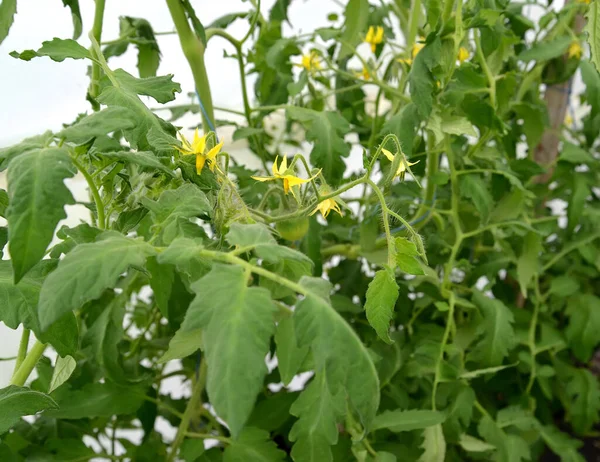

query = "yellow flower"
[397, 57, 412, 66]
[458, 47, 470, 63]
[576, 0, 590, 4]
[412, 40, 424, 59]
[568, 41, 583, 59]
[252, 156, 319, 197]
[355, 66, 371, 80]
[382, 148, 419, 181]
[365, 26, 384, 53]
[310, 198, 342, 219]
[174, 129, 223, 174]
[564, 114, 573, 126]
[297, 51, 321, 73]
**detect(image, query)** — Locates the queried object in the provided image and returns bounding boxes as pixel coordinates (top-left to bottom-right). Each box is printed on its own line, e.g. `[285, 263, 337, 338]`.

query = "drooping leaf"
[61, 0, 82, 39]
[48, 355, 76, 393]
[294, 277, 380, 429]
[364, 267, 399, 344]
[275, 316, 309, 385]
[565, 294, 600, 362]
[585, 1, 600, 73]
[468, 292, 516, 367]
[286, 107, 350, 184]
[516, 232, 541, 297]
[11, 37, 92, 62]
[165, 264, 277, 438]
[0, 386, 58, 433]
[38, 232, 157, 329]
[7, 147, 76, 282]
[223, 427, 286, 461]
[0, 0, 17, 45]
[372, 410, 446, 432]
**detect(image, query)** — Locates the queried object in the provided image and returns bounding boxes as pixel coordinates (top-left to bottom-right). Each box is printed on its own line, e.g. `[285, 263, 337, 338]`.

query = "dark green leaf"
[517, 36, 572, 62]
[372, 409, 446, 432]
[113, 69, 181, 104]
[364, 268, 399, 344]
[223, 427, 286, 461]
[339, 0, 369, 58]
[0, 386, 57, 433]
[99, 151, 175, 177]
[61, 0, 82, 39]
[566, 294, 600, 362]
[460, 174, 493, 223]
[275, 316, 309, 385]
[11, 37, 92, 62]
[58, 107, 136, 141]
[7, 147, 76, 282]
[516, 232, 541, 297]
[409, 37, 441, 118]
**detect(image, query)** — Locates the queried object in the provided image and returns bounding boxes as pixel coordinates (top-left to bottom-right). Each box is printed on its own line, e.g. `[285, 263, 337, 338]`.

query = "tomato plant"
[0, 0, 599, 460]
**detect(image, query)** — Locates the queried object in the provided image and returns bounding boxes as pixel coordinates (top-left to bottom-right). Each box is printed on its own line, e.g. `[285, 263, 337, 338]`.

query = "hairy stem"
[367, 179, 395, 267]
[10, 340, 47, 387]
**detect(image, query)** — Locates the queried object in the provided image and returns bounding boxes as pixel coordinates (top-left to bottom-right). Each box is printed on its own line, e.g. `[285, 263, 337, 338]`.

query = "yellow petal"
[196, 154, 206, 174]
[283, 178, 290, 194]
[375, 26, 384, 43]
[173, 145, 194, 155]
[371, 43, 376, 53]
[178, 132, 193, 152]
[365, 26, 374, 43]
[458, 47, 469, 63]
[192, 129, 207, 154]
[272, 156, 280, 176]
[279, 156, 288, 173]
[206, 140, 224, 161]
[412, 42, 424, 59]
[381, 148, 395, 162]
[283, 174, 310, 188]
[251, 175, 275, 182]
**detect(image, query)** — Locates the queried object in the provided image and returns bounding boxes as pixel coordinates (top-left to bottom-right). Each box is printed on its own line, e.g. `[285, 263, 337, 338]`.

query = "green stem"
[542, 231, 600, 272]
[414, 135, 438, 222]
[88, 0, 107, 108]
[166, 0, 215, 133]
[168, 358, 207, 462]
[432, 292, 455, 409]
[367, 179, 395, 267]
[442, 0, 455, 23]
[71, 156, 105, 229]
[475, 30, 496, 108]
[407, 0, 422, 48]
[12, 329, 30, 376]
[525, 277, 541, 395]
[185, 432, 230, 443]
[10, 341, 47, 386]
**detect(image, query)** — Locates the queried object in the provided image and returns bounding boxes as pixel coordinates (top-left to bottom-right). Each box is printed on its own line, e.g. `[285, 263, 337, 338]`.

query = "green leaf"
[181, 0, 207, 46]
[98, 151, 175, 177]
[568, 179, 589, 232]
[167, 264, 276, 438]
[0, 385, 58, 433]
[232, 127, 265, 141]
[364, 268, 399, 344]
[0, 0, 17, 45]
[549, 276, 580, 297]
[275, 316, 309, 385]
[11, 37, 92, 62]
[294, 277, 380, 429]
[468, 292, 516, 367]
[566, 294, 600, 362]
[180, 439, 205, 462]
[409, 37, 441, 118]
[418, 424, 446, 462]
[585, 0, 600, 73]
[460, 174, 493, 223]
[459, 363, 518, 380]
[517, 36, 572, 62]
[48, 355, 76, 393]
[38, 232, 156, 329]
[7, 147, 76, 282]
[61, 0, 82, 39]
[459, 434, 495, 452]
[45, 382, 145, 419]
[223, 427, 286, 461]
[339, 0, 369, 58]
[396, 254, 425, 275]
[372, 409, 446, 432]
[57, 107, 136, 141]
[539, 425, 585, 462]
[113, 69, 181, 104]
[560, 142, 596, 164]
[286, 107, 350, 184]
[289, 372, 344, 462]
[141, 184, 211, 244]
[516, 232, 541, 297]
[208, 12, 248, 29]
[270, 0, 292, 22]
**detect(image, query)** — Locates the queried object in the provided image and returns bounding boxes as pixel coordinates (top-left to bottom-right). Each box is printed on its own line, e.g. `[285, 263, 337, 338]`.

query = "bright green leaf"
[57, 107, 136, 141]
[0, 0, 17, 45]
[99, 151, 175, 177]
[418, 424, 446, 462]
[275, 316, 309, 385]
[585, 0, 600, 73]
[48, 355, 76, 393]
[0, 385, 58, 433]
[364, 268, 399, 344]
[517, 36, 572, 62]
[223, 427, 286, 461]
[372, 409, 446, 432]
[516, 232, 542, 297]
[113, 69, 181, 104]
[459, 434, 495, 452]
[339, 0, 369, 58]
[11, 37, 92, 62]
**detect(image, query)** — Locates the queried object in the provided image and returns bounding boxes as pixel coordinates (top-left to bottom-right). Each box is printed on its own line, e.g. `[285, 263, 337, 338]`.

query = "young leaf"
[364, 268, 399, 344]
[0, 386, 58, 433]
[516, 232, 541, 297]
[418, 424, 446, 462]
[11, 37, 92, 62]
[0, 0, 17, 45]
[586, 0, 600, 73]
[372, 410, 446, 432]
[468, 292, 516, 367]
[286, 107, 350, 184]
[565, 294, 600, 362]
[275, 317, 309, 385]
[48, 355, 76, 393]
[38, 232, 157, 329]
[223, 427, 286, 461]
[166, 264, 277, 438]
[7, 147, 76, 283]
[61, 0, 82, 39]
